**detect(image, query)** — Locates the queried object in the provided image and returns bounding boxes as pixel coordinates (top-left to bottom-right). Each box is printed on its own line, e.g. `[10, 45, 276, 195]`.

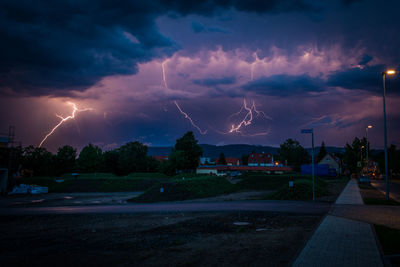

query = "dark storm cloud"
[327, 64, 400, 94]
[358, 54, 373, 66]
[192, 76, 236, 87]
[243, 74, 325, 96]
[0, 0, 319, 96]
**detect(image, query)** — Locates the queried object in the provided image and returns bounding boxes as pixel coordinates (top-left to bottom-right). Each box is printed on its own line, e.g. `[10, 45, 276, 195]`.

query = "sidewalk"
[293, 179, 383, 267]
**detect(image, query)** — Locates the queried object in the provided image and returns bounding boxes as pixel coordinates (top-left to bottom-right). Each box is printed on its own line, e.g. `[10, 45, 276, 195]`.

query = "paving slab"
[293, 179, 384, 267]
[335, 179, 363, 205]
[293, 215, 383, 267]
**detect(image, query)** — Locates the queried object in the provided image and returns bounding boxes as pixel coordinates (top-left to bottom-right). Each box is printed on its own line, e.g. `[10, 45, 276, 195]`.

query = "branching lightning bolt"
[226, 99, 271, 136]
[174, 101, 207, 135]
[39, 102, 93, 147]
[161, 59, 207, 135]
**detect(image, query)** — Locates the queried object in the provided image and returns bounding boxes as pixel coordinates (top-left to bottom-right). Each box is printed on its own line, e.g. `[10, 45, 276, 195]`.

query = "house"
[152, 155, 168, 162]
[318, 154, 341, 174]
[215, 157, 240, 166]
[199, 157, 214, 165]
[197, 165, 293, 176]
[248, 152, 274, 166]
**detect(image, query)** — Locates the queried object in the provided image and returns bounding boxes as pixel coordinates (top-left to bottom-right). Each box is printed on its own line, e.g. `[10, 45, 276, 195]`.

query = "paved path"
[293, 179, 383, 267]
[0, 200, 331, 215]
[335, 178, 363, 204]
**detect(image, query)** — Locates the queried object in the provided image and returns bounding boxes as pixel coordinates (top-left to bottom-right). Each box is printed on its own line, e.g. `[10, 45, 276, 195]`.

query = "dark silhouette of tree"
[22, 145, 55, 176]
[317, 141, 327, 163]
[343, 137, 367, 176]
[115, 141, 148, 175]
[55, 145, 76, 175]
[277, 139, 310, 171]
[77, 144, 103, 173]
[218, 152, 227, 165]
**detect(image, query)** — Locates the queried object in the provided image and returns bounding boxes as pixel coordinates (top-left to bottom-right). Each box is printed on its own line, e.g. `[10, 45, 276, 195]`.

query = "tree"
[343, 137, 367, 176]
[162, 131, 202, 175]
[218, 152, 227, 165]
[277, 139, 310, 171]
[317, 141, 327, 163]
[77, 144, 103, 173]
[174, 131, 202, 171]
[55, 145, 76, 175]
[116, 141, 148, 175]
[22, 145, 55, 176]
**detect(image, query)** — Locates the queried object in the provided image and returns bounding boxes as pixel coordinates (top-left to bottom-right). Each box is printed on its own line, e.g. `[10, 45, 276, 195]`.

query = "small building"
[199, 157, 214, 165]
[0, 137, 9, 148]
[318, 154, 341, 174]
[248, 152, 274, 166]
[215, 157, 240, 166]
[196, 165, 292, 176]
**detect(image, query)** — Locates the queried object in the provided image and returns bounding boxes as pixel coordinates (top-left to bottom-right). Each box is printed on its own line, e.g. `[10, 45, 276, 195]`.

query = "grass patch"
[129, 176, 237, 203]
[374, 224, 400, 255]
[264, 179, 329, 200]
[236, 173, 327, 191]
[359, 183, 400, 206]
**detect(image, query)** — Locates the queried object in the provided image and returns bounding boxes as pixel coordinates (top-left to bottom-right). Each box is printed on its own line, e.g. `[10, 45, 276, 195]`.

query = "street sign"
[301, 129, 313, 134]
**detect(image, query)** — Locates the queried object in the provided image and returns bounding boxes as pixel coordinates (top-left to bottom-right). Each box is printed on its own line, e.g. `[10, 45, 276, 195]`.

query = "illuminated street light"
[366, 125, 373, 182]
[382, 69, 396, 200]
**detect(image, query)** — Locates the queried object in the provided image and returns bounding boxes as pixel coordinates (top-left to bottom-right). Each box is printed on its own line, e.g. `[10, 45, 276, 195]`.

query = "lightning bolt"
[39, 102, 92, 147]
[226, 99, 271, 136]
[250, 52, 261, 81]
[161, 59, 207, 135]
[174, 101, 207, 135]
[161, 59, 169, 89]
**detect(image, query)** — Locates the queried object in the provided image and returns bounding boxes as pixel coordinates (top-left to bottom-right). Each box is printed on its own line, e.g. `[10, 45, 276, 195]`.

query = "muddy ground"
[0, 211, 321, 267]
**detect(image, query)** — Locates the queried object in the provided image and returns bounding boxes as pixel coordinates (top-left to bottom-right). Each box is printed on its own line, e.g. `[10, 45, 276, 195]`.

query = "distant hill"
[148, 144, 345, 159]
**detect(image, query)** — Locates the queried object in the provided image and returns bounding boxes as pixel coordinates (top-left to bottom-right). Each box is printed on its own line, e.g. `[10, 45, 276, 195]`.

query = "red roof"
[152, 155, 168, 162]
[216, 157, 239, 165]
[198, 165, 292, 171]
[248, 152, 273, 164]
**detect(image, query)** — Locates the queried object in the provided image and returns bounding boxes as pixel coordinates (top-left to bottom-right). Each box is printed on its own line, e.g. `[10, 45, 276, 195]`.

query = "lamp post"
[360, 145, 364, 177]
[366, 125, 372, 182]
[301, 128, 315, 201]
[382, 69, 396, 200]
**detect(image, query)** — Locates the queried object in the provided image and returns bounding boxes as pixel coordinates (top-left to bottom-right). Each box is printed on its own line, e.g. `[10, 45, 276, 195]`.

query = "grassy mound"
[265, 179, 328, 200]
[129, 176, 237, 203]
[236, 173, 327, 191]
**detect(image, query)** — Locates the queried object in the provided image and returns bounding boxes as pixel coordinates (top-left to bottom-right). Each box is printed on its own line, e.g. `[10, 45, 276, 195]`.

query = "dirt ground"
[0, 191, 271, 208]
[0, 211, 321, 267]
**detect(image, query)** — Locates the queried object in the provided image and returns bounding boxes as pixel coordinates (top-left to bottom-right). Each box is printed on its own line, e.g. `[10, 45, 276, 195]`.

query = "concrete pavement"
[0, 200, 331, 215]
[293, 179, 383, 267]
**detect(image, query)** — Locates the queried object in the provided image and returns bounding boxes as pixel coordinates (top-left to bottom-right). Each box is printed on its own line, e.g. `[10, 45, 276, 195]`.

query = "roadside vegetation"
[358, 183, 400, 206]
[374, 224, 400, 256]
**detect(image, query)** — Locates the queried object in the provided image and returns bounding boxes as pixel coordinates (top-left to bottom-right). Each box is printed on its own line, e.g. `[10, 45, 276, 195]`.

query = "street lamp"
[382, 69, 396, 200]
[301, 128, 315, 201]
[366, 125, 372, 182]
[360, 145, 364, 177]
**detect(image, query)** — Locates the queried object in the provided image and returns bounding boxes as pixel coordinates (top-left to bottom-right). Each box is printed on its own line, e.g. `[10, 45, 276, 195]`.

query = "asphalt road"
[0, 200, 331, 215]
[371, 180, 400, 202]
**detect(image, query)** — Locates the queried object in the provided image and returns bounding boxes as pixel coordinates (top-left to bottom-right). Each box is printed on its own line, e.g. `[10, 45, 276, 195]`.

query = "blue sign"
[301, 129, 313, 134]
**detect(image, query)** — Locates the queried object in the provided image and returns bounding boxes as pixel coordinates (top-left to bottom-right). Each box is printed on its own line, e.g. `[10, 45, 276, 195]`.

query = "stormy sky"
[1, 0, 399, 151]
